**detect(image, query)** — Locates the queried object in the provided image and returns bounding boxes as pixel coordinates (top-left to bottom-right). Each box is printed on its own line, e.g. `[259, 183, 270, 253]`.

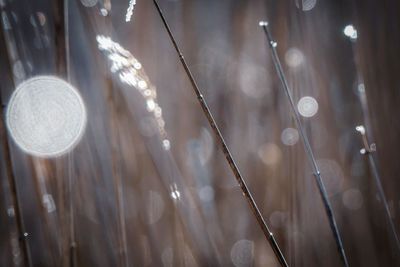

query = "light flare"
[96, 35, 170, 146]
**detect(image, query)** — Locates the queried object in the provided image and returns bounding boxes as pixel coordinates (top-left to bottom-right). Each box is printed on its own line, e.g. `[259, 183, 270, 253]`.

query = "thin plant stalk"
[0, 105, 33, 267]
[349, 27, 400, 254]
[151, 1, 289, 266]
[107, 81, 130, 267]
[367, 148, 400, 253]
[356, 123, 400, 254]
[259, 21, 349, 267]
[54, 0, 77, 265]
[0, 13, 33, 265]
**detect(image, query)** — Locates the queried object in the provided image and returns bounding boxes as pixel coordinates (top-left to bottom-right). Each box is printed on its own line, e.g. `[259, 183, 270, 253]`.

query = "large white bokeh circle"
[6, 76, 87, 157]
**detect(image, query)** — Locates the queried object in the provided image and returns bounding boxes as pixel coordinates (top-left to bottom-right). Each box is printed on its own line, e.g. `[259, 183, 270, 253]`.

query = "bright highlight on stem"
[96, 35, 170, 149]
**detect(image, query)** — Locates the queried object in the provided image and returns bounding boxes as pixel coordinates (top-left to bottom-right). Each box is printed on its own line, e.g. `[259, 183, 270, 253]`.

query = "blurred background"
[1, 0, 400, 266]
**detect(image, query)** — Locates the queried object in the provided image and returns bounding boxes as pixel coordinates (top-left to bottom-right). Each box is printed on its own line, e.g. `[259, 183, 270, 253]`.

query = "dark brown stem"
[0, 12, 32, 265]
[260, 21, 349, 267]
[0, 105, 33, 267]
[152, 1, 288, 266]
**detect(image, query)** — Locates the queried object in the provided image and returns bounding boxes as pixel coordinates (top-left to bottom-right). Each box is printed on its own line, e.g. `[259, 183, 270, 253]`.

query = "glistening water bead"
[343, 25, 358, 40]
[6, 76, 87, 157]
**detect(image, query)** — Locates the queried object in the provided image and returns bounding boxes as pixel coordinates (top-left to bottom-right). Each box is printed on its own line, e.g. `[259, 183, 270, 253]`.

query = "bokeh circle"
[6, 76, 87, 157]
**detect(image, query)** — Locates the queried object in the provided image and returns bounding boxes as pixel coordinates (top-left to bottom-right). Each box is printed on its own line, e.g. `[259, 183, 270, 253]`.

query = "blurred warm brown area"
[1, 0, 400, 266]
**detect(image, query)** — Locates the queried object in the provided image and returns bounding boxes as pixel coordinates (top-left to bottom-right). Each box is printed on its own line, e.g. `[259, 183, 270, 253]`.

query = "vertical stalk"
[0, 105, 33, 267]
[349, 25, 400, 255]
[54, 0, 76, 265]
[106, 80, 130, 267]
[0, 13, 32, 265]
